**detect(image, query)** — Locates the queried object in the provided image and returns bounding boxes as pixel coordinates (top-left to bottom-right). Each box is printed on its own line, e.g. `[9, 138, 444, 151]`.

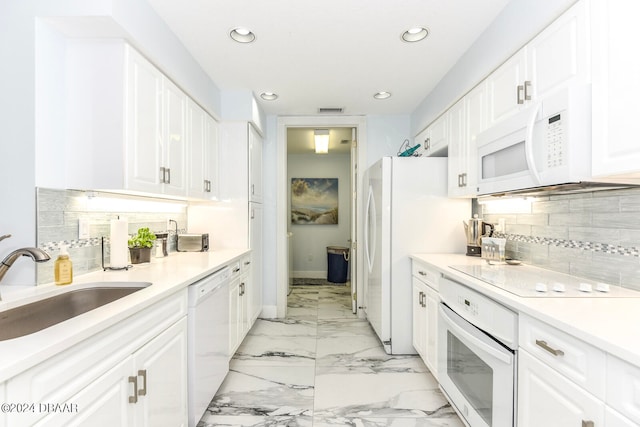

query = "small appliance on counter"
[463, 214, 494, 256]
[177, 233, 209, 252]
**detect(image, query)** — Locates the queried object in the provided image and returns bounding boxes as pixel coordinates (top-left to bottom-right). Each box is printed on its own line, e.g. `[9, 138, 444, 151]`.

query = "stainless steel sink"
[0, 282, 151, 341]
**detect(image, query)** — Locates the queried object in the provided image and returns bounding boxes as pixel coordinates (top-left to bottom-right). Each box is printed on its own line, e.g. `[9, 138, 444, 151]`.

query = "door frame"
[276, 116, 367, 318]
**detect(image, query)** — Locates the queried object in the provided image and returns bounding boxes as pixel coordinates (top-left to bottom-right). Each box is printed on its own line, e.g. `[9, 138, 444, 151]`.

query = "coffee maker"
[463, 214, 494, 256]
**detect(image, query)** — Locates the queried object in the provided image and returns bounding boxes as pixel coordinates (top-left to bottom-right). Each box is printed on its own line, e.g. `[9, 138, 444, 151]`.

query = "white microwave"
[476, 85, 592, 196]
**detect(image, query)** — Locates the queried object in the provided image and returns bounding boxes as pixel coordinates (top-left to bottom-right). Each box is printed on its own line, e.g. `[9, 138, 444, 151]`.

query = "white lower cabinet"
[518, 349, 604, 427]
[229, 256, 253, 357]
[6, 290, 187, 427]
[411, 261, 439, 378]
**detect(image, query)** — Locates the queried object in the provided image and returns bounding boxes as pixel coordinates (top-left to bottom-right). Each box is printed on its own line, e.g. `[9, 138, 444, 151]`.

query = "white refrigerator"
[363, 157, 469, 354]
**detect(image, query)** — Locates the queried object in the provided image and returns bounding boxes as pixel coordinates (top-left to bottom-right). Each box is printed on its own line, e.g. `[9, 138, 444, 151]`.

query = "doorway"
[276, 116, 367, 318]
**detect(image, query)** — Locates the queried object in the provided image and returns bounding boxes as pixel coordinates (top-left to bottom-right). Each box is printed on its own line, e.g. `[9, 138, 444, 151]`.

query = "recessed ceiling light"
[401, 26, 429, 43]
[230, 27, 256, 43]
[374, 91, 392, 100]
[260, 92, 278, 101]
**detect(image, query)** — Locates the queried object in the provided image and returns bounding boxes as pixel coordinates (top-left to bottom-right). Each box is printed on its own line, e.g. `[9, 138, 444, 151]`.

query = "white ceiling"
[146, 0, 511, 116]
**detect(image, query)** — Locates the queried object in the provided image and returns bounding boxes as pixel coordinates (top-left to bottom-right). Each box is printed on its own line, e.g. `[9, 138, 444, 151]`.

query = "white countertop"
[0, 248, 249, 382]
[411, 253, 640, 368]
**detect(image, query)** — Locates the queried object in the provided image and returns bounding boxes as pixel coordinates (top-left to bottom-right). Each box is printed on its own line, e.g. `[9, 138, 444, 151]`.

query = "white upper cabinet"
[591, 0, 640, 181]
[248, 124, 263, 203]
[487, 48, 528, 126]
[63, 40, 219, 199]
[526, 0, 590, 101]
[487, 0, 590, 128]
[448, 81, 488, 198]
[186, 100, 219, 200]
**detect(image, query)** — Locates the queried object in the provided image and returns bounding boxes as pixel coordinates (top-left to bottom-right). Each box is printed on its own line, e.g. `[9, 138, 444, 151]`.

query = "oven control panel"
[440, 275, 518, 349]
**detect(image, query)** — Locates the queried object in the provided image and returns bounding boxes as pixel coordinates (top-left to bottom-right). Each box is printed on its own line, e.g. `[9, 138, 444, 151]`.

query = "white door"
[350, 131, 358, 313]
[186, 100, 206, 198]
[487, 48, 527, 126]
[249, 203, 263, 322]
[162, 79, 187, 196]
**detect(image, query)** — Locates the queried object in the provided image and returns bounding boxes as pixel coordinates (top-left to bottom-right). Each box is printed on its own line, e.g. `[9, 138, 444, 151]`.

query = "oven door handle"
[439, 304, 512, 364]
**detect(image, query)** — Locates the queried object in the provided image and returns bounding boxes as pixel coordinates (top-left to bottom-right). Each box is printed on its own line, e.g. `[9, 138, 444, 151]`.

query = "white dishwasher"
[187, 266, 230, 427]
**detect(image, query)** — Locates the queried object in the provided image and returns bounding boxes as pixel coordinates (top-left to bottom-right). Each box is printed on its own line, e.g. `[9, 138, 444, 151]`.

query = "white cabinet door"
[591, 0, 640, 180]
[228, 274, 242, 357]
[423, 285, 439, 379]
[425, 114, 448, 157]
[526, 0, 590, 101]
[162, 79, 187, 197]
[249, 205, 263, 323]
[487, 48, 528, 126]
[125, 47, 164, 194]
[447, 99, 467, 197]
[412, 279, 427, 360]
[463, 81, 487, 196]
[518, 350, 604, 427]
[204, 114, 220, 199]
[133, 318, 188, 427]
[34, 358, 135, 427]
[248, 124, 263, 203]
[186, 100, 207, 198]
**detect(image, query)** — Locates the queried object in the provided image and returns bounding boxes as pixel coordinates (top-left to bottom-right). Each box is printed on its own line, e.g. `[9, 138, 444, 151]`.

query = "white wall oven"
[438, 276, 518, 427]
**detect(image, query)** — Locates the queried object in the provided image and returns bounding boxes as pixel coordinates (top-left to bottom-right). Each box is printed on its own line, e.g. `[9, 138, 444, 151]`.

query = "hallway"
[197, 284, 463, 426]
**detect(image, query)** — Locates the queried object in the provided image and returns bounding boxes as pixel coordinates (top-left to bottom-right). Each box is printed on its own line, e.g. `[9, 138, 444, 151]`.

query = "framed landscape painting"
[291, 178, 338, 225]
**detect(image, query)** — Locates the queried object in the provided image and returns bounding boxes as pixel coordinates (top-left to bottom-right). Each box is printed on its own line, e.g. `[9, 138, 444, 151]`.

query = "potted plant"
[128, 227, 156, 264]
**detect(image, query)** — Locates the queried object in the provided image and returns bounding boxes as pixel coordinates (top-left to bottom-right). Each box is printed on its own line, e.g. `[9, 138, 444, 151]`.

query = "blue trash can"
[327, 246, 349, 283]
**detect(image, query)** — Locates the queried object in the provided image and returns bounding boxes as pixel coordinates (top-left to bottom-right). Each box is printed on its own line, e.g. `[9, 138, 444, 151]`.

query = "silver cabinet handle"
[535, 339, 565, 356]
[138, 369, 147, 396]
[418, 271, 427, 276]
[233, 267, 240, 273]
[128, 376, 138, 403]
[251, 183, 255, 195]
[239, 282, 245, 296]
[582, 421, 594, 427]
[462, 173, 467, 187]
[517, 85, 524, 104]
[160, 167, 166, 183]
[244, 260, 251, 265]
[166, 168, 171, 184]
[524, 80, 532, 100]
[457, 174, 463, 187]
[425, 137, 431, 151]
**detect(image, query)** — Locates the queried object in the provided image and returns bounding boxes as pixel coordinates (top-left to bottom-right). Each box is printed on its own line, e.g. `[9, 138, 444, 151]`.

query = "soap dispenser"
[54, 245, 73, 285]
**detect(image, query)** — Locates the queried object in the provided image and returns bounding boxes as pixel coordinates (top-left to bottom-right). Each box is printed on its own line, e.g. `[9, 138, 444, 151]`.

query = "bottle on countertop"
[54, 245, 73, 285]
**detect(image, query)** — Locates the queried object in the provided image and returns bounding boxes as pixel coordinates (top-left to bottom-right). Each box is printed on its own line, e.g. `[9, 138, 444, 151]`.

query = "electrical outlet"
[78, 218, 90, 239]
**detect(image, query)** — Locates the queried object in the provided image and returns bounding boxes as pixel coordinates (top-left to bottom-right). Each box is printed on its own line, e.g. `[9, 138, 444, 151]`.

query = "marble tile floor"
[197, 284, 464, 427]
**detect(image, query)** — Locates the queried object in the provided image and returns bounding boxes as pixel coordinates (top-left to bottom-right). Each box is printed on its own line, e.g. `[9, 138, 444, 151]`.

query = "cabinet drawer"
[411, 261, 439, 291]
[519, 314, 605, 399]
[607, 355, 640, 423]
[241, 255, 252, 273]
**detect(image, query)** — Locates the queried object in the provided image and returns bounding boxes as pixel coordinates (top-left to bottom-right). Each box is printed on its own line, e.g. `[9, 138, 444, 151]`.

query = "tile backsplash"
[36, 188, 188, 284]
[480, 187, 640, 291]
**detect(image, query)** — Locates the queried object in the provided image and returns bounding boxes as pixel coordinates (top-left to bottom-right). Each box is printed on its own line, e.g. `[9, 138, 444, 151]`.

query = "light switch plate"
[78, 218, 90, 239]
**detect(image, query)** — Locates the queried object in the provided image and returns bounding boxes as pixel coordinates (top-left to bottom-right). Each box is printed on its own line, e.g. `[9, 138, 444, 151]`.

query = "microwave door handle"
[525, 101, 544, 185]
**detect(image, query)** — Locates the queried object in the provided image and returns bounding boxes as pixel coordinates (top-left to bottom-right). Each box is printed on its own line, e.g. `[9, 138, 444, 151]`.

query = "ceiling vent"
[318, 107, 344, 114]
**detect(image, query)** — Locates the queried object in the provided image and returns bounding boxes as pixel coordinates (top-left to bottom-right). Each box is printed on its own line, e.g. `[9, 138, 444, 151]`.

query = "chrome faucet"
[0, 234, 51, 287]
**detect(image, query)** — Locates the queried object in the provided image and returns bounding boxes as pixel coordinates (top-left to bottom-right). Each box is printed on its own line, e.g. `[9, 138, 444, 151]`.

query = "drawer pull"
[138, 369, 147, 396]
[582, 421, 594, 427]
[233, 267, 241, 273]
[535, 339, 565, 357]
[128, 376, 138, 403]
[418, 271, 428, 276]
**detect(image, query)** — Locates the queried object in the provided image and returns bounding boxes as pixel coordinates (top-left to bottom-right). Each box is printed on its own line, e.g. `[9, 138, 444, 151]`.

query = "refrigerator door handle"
[364, 185, 376, 273]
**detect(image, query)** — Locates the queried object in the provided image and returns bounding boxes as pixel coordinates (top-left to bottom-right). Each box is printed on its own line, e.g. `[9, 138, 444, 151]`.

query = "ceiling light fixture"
[260, 92, 278, 101]
[314, 129, 330, 154]
[229, 27, 256, 43]
[374, 91, 392, 100]
[401, 26, 429, 43]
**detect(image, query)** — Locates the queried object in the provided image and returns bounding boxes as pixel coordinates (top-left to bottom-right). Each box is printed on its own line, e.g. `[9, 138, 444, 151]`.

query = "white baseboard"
[259, 305, 278, 319]
[292, 270, 325, 279]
